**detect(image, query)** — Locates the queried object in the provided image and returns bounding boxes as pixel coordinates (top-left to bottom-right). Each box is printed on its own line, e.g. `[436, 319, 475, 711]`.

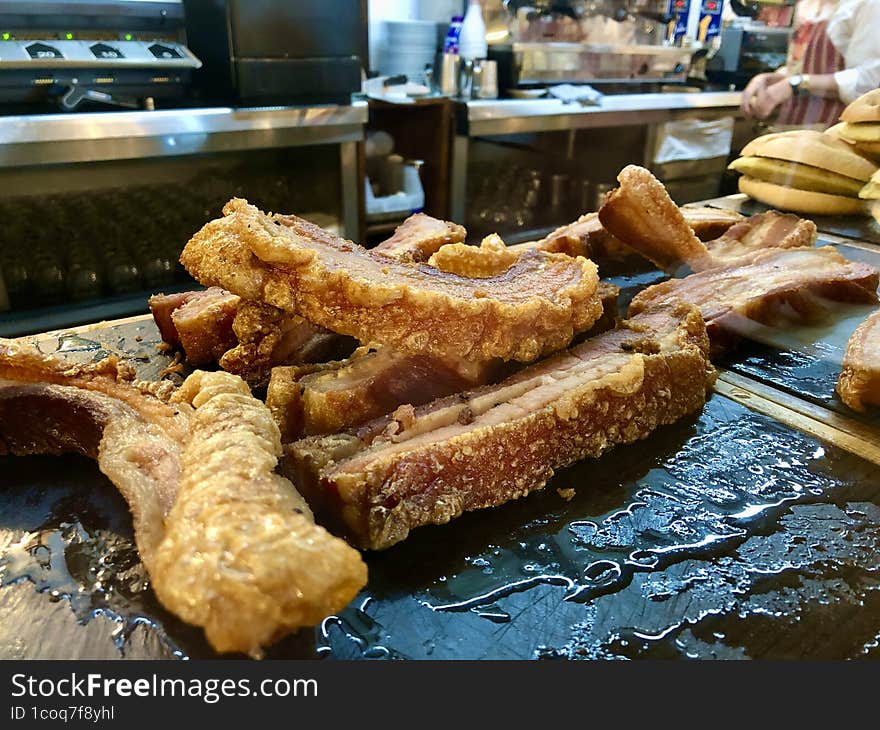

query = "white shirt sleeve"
[828, 0, 880, 103]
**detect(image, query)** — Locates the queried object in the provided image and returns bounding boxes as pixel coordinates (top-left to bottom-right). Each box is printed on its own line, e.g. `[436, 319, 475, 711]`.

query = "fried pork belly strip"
[600, 166, 816, 273]
[703, 211, 817, 268]
[267, 349, 502, 442]
[427, 233, 517, 278]
[629, 247, 879, 353]
[150, 290, 355, 385]
[180, 199, 602, 362]
[599, 166, 711, 272]
[510, 206, 744, 267]
[373, 213, 466, 263]
[0, 342, 366, 656]
[266, 282, 620, 440]
[283, 302, 713, 550]
[837, 309, 880, 411]
[148, 288, 241, 366]
[154, 372, 366, 654]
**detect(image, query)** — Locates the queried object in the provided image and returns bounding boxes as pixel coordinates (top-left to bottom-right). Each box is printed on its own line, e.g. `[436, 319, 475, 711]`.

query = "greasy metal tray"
[3, 316, 880, 659]
[713, 239, 880, 429]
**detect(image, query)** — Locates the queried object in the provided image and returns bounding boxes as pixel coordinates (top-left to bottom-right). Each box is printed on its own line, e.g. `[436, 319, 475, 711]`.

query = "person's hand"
[741, 71, 786, 118]
[751, 77, 794, 121]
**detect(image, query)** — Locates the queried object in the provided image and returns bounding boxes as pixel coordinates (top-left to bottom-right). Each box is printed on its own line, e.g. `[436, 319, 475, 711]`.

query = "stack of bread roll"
[829, 89, 880, 163]
[729, 129, 876, 215]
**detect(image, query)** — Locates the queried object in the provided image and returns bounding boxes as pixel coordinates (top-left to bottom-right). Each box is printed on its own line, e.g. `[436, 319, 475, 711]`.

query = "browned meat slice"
[148, 290, 200, 348]
[266, 282, 619, 440]
[513, 206, 744, 268]
[267, 349, 502, 441]
[373, 213, 466, 263]
[630, 246, 879, 354]
[704, 211, 817, 269]
[0, 341, 366, 656]
[149, 287, 240, 362]
[282, 302, 713, 550]
[599, 166, 713, 272]
[599, 166, 816, 273]
[837, 309, 880, 411]
[171, 288, 240, 365]
[180, 199, 603, 362]
[508, 214, 628, 262]
[682, 206, 748, 242]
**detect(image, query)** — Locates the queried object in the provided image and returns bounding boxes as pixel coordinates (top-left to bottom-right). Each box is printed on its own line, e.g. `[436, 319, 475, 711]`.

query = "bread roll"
[728, 156, 863, 196]
[841, 89, 880, 123]
[741, 130, 877, 181]
[837, 122, 880, 143]
[738, 176, 868, 216]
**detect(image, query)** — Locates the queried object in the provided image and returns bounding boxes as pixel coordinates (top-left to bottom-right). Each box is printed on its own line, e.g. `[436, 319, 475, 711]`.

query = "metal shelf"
[0, 102, 368, 168]
[0, 282, 194, 338]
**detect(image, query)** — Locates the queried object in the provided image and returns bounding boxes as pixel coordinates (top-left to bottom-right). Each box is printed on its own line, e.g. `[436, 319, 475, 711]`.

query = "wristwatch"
[789, 74, 811, 97]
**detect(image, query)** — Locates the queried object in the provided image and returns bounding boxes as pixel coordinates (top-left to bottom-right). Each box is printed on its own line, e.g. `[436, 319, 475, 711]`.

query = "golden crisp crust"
[836, 309, 880, 411]
[154, 371, 366, 656]
[738, 176, 868, 216]
[741, 130, 877, 182]
[841, 89, 880, 123]
[283, 304, 713, 550]
[427, 234, 519, 278]
[181, 199, 603, 362]
[373, 213, 466, 263]
[599, 165, 710, 272]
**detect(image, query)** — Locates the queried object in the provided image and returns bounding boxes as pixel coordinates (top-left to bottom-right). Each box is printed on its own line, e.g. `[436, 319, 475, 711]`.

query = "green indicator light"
[65, 32, 73, 40]
[124, 33, 133, 41]
[1, 33, 9, 41]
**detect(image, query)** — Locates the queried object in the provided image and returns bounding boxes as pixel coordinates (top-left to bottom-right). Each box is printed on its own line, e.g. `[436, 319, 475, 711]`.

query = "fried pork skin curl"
[0, 341, 366, 657]
[428, 234, 519, 278]
[284, 303, 713, 550]
[154, 371, 366, 655]
[837, 309, 880, 411]
[180, 199, 602, 362]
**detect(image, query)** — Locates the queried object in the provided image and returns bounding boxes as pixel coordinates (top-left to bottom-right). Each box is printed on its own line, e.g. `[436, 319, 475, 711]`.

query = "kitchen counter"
[456, 91, 743, 136]
[450, 91, 743, 222]
[0, 102, 368, 168]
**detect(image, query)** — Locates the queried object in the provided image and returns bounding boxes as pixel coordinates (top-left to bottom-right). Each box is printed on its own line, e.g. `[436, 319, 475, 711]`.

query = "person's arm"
[828, 0, 880, 103]
[741, 69, 787, 118]
[834, 61, 880, 104]
[749, 72, 839, 120]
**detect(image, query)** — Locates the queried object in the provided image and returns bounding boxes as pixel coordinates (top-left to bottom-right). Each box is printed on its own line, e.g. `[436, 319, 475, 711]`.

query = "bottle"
[458, 0, 487, 61]
[443, 15, 464, 54]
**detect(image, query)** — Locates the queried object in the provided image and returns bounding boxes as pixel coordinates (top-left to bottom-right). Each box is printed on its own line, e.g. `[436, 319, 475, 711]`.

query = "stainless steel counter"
[450, 92, 743, 222]
[0, 101, 367, 239]
[456, 91, 742, 136]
